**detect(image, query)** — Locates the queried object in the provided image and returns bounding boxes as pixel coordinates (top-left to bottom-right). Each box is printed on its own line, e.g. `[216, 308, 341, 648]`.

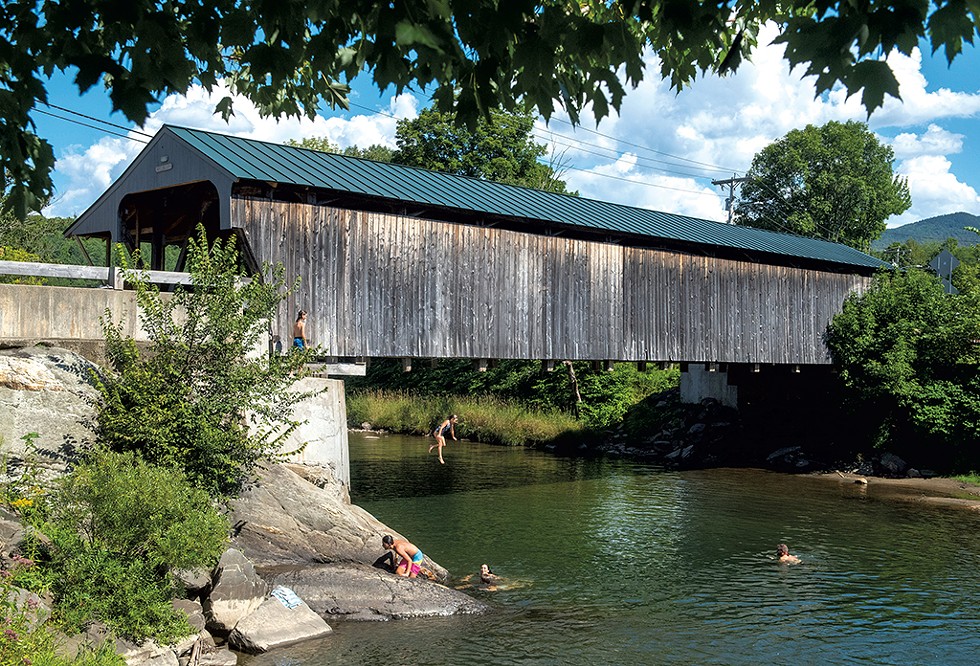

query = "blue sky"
[34, 25, 980, 229]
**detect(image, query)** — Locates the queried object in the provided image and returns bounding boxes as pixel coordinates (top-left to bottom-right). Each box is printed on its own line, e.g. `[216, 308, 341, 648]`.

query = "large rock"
[228, 463, 447, 580]
[0, 347, 98, 478]
[202, 549, 267, 634]
[118, 639, 179, 666]
[198, 647, 237, 666]
[228, 588, 332, 653]
[878, 452, 908, 477]
[262, 564, 490, 621]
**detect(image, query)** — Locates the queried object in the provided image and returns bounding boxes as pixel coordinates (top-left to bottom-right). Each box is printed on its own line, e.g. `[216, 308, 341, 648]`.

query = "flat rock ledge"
[261, 563, 491, 621]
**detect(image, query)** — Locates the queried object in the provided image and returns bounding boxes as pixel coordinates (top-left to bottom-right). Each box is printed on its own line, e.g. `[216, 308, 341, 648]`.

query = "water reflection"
[242, 433, 980, 666]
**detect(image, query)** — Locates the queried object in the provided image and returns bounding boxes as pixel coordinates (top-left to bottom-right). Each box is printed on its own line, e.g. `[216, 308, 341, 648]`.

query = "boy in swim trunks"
[382, 534, 425, 578]
[292, 310, 308, 349]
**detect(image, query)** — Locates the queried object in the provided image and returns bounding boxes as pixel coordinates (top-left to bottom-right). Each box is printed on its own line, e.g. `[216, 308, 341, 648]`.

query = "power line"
[346, 100, 731, 201]
[559, 163, 722, 198]
[531, 129, 723, 181]
[33, 108, 148, 144]
[547, 116, 745, 174]
[42, 103, 155, 139]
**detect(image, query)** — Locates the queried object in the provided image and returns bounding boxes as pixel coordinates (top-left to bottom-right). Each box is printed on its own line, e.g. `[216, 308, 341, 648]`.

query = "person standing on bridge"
[292, 310, 308, 349]
[428, 414, 458, 464]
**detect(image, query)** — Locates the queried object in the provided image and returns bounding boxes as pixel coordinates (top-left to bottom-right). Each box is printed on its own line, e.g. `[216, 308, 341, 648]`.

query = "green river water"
[243, 432, 980, 665]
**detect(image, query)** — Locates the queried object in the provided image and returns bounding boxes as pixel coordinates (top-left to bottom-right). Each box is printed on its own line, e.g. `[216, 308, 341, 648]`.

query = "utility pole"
[711, 175, 749, 224]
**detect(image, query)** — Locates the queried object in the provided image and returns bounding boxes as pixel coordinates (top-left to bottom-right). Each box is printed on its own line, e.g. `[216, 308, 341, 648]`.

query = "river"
[243, 432, 980, 665]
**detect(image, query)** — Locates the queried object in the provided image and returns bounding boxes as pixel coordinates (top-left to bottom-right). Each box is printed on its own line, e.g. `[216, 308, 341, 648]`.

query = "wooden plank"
[229, 198, 869, 365]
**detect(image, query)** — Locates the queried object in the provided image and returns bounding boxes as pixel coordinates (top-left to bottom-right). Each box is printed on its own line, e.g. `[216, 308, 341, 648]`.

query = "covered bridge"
[67, 125, 885, 369]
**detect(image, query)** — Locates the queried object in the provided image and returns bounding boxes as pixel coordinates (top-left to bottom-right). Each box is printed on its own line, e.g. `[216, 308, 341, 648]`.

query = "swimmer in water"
[456, 564, 503, 591]
[776, 543, 801, 565]
[480, 563, 499, 585]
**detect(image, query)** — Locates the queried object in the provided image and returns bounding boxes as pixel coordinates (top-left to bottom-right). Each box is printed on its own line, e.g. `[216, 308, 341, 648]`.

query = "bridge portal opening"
[118, 181, 227, 271]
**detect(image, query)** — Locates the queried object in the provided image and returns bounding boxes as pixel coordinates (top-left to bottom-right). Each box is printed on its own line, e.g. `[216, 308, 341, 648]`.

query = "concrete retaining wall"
[278, 378, 350, 487]
[0, 283, 152, 363]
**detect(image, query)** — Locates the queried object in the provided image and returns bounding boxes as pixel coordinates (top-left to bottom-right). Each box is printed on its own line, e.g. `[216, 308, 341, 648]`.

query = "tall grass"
[347, 390, 585, 446]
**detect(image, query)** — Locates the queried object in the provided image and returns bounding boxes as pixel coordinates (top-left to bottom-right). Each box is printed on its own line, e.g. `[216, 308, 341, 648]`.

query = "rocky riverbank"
[0, 345, 488, 665]
[542, 388, 946, 483]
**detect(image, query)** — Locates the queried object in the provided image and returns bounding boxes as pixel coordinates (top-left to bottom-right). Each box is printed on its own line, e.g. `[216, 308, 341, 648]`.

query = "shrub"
[37, 449, 228, 641]
[0, 558, 125, 666]
[95, 226, 314, 495]
[826, 268, 980, 469]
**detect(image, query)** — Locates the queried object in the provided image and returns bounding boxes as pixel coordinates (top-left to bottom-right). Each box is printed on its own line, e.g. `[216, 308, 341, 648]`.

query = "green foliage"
[736, 120, 911, 252]
[0, 246, 44, 285]
[392, 107, 573, 193]
[0, 558, 123, 666]
[2, 433, 49, 524]
[826, 269, 980, 469]
[347, 390, 583, 446]
[0, 213, 98, 266]
[342, 144, 397, 162]
[38, 449, 227, 641]
[574, 364, 679, 429]
[95, 226, 314, 495]
[952, 472, 980, 486]
[287, 136, 398, 163]
[348, 358, 678, 430]
[7, 1, 959, 216]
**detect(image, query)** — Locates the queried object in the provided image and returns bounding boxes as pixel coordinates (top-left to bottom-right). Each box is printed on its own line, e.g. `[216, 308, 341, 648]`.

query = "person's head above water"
[382, 535, 394, 549]
[776, 543, 790, 557]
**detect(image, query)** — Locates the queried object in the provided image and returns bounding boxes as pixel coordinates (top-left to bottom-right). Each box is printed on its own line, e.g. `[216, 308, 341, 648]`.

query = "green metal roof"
[168, 125, 888, 270]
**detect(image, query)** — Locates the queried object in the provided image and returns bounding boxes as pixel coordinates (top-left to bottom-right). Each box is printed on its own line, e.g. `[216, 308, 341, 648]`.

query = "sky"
[32, 23, 980, 229]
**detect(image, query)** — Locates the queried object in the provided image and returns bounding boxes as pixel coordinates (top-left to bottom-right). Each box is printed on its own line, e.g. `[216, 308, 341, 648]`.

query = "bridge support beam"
[680, 363, 738, 408]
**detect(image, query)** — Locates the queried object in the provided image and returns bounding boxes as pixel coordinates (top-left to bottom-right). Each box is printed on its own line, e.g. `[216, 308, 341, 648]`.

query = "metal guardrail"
[0, 260, 198, 289]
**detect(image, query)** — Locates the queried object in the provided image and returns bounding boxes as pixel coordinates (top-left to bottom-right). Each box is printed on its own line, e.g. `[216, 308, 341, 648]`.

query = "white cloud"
[891, 124, 964, 158]
[870, 48, 980, 127]
[563, 153, 728, 222]
[890, 154, 980, 227]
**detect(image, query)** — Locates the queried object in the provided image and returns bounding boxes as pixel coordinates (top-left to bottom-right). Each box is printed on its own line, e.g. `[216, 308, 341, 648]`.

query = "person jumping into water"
[428, 414, 458, 464]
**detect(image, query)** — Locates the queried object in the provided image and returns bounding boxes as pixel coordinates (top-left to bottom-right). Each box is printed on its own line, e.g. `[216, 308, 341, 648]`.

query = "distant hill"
[872, 212, 980, 250]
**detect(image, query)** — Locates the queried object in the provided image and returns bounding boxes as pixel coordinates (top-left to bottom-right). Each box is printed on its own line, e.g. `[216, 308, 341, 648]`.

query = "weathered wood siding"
[234, 198, 870, 364]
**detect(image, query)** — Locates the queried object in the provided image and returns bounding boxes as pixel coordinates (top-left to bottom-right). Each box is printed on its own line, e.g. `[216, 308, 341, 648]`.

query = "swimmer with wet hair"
[776, 543, 801, 565]
[480, 564, 499, 585]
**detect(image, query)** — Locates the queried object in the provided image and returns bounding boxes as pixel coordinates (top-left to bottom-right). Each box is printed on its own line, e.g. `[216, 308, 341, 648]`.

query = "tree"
[825, 268, 980, 470]
[735, 121, 910, 251]
[286, 137, 396, 162]
[287, 107, 571, 192]
[4, 1, 976, 218]
[95, 226, 314, 495]
[392, 107, 572, 193]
